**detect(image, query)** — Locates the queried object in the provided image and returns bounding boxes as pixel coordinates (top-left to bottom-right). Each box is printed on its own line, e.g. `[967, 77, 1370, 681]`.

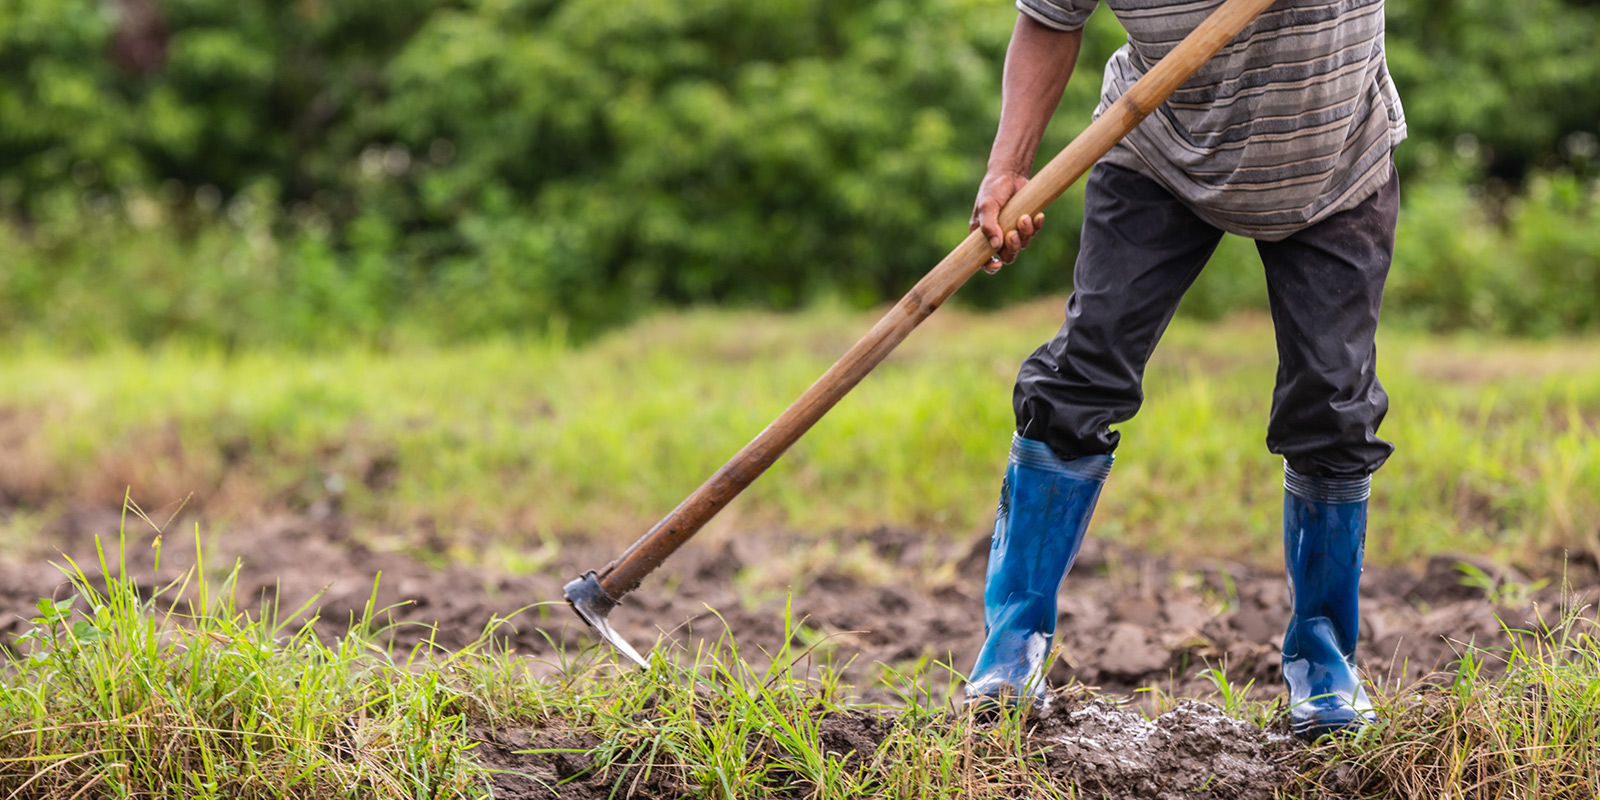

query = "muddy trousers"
[1014, 161, 1399, 478]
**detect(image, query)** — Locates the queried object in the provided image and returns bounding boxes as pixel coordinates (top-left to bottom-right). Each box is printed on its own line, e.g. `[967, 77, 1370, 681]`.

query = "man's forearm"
[989, 15, 1083, 175]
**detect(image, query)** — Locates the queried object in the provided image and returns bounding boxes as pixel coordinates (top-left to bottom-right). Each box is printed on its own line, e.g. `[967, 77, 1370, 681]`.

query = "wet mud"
[1035, 699, 1291, 799]
[0, 510, 1588, 798]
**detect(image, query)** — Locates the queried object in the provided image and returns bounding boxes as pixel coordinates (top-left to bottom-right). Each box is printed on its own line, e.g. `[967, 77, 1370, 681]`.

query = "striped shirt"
[1017, 0, 1406, 240]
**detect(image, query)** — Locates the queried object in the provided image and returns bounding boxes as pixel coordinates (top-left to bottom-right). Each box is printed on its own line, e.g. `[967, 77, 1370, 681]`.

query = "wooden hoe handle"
[593, 0, 1280, 600]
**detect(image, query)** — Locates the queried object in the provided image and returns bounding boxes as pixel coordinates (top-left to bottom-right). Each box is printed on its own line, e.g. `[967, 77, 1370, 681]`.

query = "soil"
[469, 699, 1295, 799]
[1, 508, 1589, 798]
[1035, 698, 1292, 799]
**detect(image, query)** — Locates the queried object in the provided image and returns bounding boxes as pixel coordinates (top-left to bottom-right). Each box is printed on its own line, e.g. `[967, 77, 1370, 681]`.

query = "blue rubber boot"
[966, 434, 1112, 709]
[1282, 464, 1377, 740]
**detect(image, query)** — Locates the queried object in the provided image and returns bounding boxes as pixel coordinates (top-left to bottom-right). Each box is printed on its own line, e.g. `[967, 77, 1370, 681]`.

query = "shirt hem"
[1098, 143, 1395, 242]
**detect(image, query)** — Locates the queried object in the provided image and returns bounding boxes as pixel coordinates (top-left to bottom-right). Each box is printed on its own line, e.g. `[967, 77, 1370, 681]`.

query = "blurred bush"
[0, 0, 1597, 348]
[1387, 173, 1600, 336]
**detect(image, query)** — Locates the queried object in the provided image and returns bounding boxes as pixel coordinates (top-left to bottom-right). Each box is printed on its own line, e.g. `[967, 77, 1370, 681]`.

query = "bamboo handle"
[595, 0, 1279, 599]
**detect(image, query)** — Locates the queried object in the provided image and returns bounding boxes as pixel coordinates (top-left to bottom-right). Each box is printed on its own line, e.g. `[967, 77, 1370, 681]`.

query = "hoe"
[566, 0, 1281, 666]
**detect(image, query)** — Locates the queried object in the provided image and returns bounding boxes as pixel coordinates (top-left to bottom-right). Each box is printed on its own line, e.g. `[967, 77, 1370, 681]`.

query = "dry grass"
[1299, 595, 1600, 798]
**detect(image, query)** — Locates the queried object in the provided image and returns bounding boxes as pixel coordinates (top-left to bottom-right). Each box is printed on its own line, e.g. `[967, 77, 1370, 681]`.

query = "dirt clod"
[1096, 623, 1170, 679]
[817, 710, 891, 767]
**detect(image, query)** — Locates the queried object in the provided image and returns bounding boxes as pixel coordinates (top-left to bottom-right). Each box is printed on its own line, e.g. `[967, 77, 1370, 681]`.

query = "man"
[964, 0, 1405, 739]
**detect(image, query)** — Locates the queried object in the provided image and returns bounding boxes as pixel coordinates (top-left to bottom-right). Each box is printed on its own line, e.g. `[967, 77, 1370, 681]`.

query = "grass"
[0, 518, 1099, 799]
[8, 523, 1600, 798]
[511, 619, 1079, 799]
[1, 302, 1596, 570]
[0, 516, 488, 799]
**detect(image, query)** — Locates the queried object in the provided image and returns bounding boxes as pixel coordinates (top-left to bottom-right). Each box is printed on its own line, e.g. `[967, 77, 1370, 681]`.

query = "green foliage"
[1386, 0, 1600, 179]
[1, 0, 1598, 345]
[1388, 173, 1600, 335]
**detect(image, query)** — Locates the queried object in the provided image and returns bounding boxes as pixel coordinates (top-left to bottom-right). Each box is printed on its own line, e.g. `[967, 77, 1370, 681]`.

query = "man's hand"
[971, 169, 1045, 273]
[970, 14, 1081, 274]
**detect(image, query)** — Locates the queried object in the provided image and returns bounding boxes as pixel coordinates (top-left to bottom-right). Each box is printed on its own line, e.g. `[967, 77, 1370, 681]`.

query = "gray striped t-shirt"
[1018, 0, 1406, 240]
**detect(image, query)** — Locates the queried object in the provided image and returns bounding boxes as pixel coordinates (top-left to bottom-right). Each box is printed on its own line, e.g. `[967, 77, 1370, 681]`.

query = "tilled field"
[1, 510, 1585, 798]
[472, 697, 1305, 799]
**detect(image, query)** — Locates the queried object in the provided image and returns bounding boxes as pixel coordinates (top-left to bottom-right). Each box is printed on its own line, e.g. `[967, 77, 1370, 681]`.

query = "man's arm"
[971, 14, 1084, 269]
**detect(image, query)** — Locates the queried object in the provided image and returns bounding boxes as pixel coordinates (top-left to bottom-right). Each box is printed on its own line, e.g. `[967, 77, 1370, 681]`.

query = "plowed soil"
[1, 509, 1587, 798]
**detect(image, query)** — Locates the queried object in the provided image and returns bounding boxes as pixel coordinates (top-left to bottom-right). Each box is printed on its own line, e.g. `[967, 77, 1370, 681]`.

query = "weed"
[1456, 560, 1552, 608]
[1199, 664, 1258, 720]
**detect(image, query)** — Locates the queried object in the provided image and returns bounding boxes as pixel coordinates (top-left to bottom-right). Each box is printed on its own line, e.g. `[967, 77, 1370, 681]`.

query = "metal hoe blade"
[563, 572, 649, 667]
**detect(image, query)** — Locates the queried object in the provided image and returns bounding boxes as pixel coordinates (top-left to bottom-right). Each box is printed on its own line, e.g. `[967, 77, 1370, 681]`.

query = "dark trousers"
[1014, 162, 1398, 478]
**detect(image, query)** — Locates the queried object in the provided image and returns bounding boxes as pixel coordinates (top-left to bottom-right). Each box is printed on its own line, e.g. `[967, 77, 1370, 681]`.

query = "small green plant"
[1198, 664, 1257, 719]
[1456, 560, 1552, 608]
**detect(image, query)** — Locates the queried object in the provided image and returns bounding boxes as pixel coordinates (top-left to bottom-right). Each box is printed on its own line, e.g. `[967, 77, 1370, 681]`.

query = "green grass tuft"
[0, 514, 487, 799]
